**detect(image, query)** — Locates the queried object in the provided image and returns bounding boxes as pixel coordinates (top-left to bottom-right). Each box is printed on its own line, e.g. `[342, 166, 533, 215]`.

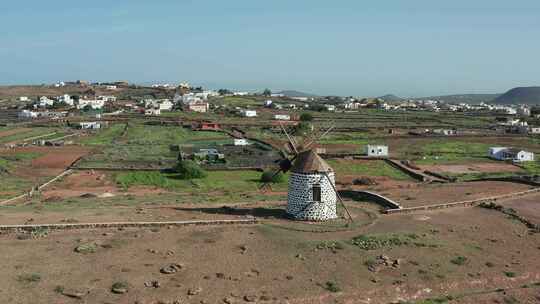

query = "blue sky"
[1, 0, 539, 97]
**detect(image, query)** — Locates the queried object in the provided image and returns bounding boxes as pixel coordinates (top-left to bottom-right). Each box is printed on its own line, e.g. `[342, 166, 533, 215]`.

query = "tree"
[218, 89, 232, 96]
[262, 88, 272, 97]
[300, 112, 313, 122]
[260, 170, 285, 183]
[294, 121, 313, 136]
[174, 160, 207, 179]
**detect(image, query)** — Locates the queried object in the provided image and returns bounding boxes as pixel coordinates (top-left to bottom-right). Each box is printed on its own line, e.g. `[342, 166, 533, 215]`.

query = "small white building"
[264, 100, 273, 107]
[18, 96, 29, 102]
[365, 145, 389, 157]
[274, 114, 291, 121]
[234, 138, 249, 146]
[158, 99, 174, 111]
[489, 147, 534, 162]
[145, 108, 161, 116]
[79, 122, 102, 129]
[38, 96, 54, 107]
[324, 104, 336, 111]
[18, 110, 38, 119]
[77, 99, 105, 110]
[242, 110, 257, 117]
[57, 94, 74, 106]
[530, 127, 540, 135]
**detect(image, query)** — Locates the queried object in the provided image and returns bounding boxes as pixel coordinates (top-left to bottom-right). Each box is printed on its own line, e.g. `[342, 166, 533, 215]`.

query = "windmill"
[260, 122, 353, 222]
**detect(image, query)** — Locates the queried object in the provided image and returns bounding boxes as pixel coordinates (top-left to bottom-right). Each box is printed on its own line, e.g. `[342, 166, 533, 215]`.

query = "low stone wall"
[0, 218, 259, 233]
[339, 190, 401, 210]
[385, 187, 540, 215]
[384, 159, 429, 182]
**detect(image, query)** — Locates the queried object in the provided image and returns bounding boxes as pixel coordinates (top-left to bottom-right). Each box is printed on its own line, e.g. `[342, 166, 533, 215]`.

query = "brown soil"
[0, 128, 30, 138]
[1, 201, 539, 304]
[419, 162, 524, 174]
[378, 181, 533, 208]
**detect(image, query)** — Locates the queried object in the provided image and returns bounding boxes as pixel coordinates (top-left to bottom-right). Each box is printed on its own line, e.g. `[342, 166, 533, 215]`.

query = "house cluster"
[18, 110, 67, 120]
[489, 147, 534, 163]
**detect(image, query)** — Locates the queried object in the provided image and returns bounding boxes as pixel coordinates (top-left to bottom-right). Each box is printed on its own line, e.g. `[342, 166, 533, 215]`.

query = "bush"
[175, 160, 207, 180]
[17, 273, 41, 283]
[260, 170, 285, 183]
[300, 112, 313, 122]
[324, 281, 341, 293]
[450, 256, 468, 266]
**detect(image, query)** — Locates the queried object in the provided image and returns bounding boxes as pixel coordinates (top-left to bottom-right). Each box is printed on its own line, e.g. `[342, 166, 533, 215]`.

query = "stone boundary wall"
[339, 190, 401, 210]
[466, 176, 540, 187]
[0, 169, 74, 206]
[0, 218, 259, 233]
[384, 159, 430, 182]
[385, 187, 540, 215]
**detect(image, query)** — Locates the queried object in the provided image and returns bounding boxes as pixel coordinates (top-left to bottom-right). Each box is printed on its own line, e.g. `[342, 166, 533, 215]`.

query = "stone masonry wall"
[287, 172, 337, 221]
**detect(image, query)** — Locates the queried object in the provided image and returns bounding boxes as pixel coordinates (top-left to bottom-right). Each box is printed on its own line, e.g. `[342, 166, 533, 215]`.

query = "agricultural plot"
[78, 123, 282, 170]
[0, 127, 60, 145]
[0, 150, 45, 199]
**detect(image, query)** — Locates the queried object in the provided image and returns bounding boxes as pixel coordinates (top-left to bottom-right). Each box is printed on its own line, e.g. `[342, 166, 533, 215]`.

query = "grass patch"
[351, 233, 434, 250]
[79, 124, 125, 145]
[17, 273, 42, 283]
[327, 160, 411, 180]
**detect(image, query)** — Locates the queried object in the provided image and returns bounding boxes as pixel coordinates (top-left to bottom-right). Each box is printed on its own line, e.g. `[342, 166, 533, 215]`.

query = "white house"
[98, 95, 117, 102]
[489, 147, 534, 162]
[234, 139, 249, 146]
[79, 122, 102, 129]
[77, 99, 105, 110]
[324, 104, 336, 111]
[264, 100, 273, 107]
[57, 94, 74, 106]
[18, 96, 29, 102]
[242, 110, 257, 117]
[18, 110, 38, 119]
[365, 145, 389, 157]
[38, 96, 54, 107]
[274, 114, 291, 121]
[530, 127, 540, 135]
[145, 108, 161, 116]
[158, 99, 174, 111]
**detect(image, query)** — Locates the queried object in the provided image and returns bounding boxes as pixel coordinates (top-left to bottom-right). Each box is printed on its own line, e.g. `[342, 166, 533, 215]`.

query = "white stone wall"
[287, 172, 337, 221]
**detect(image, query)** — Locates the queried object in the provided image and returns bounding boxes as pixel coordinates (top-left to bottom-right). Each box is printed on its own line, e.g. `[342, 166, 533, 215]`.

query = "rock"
[160, 263, 183, 274]
[244, 295, 257, 302]
[285, 275, 293, 280]
[216, 273, 225, 279]
[111, 287, 128, 294]
[74, 243, 97, 254]
[61, 289, 87, 299]
[144, 280, 161, 288]
[80, 193, 97, 198]
[240, 245, 248, 254]
[111, 282, 128, 294]
[223, 297, 235, 303]
[188, 287, 202, 295]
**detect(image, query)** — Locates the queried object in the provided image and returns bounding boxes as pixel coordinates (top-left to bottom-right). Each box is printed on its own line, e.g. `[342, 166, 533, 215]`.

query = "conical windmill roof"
[291, 149, 333, 174]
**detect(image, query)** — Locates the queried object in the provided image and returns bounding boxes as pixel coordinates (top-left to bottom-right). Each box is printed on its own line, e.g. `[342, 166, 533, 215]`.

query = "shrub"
[485, 262, 495, 268]
[175, 160, 207, 180]
[17, 273, 41, 283]
[324, 281, 341, 293]
[504, 271, 516, 278]
[260, 170, 285, 183]
[300, 112, 313, 122]
[450, 256, 468, 266]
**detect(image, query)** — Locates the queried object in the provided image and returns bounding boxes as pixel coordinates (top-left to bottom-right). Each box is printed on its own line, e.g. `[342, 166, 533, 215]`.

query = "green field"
[0, 127, 58, 144]
[326, 159, 412, 180]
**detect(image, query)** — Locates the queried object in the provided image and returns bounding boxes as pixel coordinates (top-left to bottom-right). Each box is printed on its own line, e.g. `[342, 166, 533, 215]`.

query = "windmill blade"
[279, 122, 299, 155]
[304, 123, 335, 151]
[322, 172, 353, 223]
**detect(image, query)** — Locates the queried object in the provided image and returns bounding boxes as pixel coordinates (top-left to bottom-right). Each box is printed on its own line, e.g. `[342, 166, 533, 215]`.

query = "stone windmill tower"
[260, 123, 352, 222]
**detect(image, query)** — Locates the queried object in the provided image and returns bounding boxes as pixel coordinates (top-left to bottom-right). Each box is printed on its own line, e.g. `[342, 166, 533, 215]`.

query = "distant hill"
[277, 90, 318, 98]
[492, 87, 540, 105]
[377, 94, 403, 103]
[414, 94, 501, 104]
